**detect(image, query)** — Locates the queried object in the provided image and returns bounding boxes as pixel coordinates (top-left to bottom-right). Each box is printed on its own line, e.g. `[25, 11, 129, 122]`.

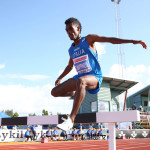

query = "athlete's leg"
[70, 75, 98, 122]
[51, 78, 76, 97]
[56, 75, 99, 131]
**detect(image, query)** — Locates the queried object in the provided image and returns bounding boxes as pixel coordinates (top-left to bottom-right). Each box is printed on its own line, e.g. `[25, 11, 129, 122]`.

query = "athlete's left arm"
[86, 34, 147, 49]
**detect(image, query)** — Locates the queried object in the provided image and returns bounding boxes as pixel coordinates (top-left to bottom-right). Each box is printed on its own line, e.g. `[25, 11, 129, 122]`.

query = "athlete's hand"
[55, 78, 61, 86]
[133, 40, 147, 49]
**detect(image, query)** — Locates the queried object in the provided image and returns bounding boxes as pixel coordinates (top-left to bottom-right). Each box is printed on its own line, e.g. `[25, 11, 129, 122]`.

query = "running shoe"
[57, 116, 73, 131]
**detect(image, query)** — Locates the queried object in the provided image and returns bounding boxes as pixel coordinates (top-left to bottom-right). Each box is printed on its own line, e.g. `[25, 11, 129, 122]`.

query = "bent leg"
[70, 75, 98, 122]
[51, 78, 76, 97]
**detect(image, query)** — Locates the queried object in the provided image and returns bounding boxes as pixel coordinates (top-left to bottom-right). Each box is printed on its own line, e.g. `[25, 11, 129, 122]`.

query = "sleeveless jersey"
[68, 36, 103, 82]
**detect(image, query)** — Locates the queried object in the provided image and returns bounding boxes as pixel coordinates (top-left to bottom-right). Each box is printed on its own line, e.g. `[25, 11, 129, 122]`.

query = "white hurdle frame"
[0, 110, 140, 150]
[96, 110, 140, 150]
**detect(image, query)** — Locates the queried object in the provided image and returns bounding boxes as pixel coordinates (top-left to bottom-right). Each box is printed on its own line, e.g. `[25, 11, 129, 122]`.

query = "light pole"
[111, 0, 126, 111]
[111, 0, 123, 78]
[111, 0, 121, 4]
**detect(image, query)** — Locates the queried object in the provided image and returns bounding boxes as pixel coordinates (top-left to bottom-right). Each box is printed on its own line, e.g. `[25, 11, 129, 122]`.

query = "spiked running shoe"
[57, 116, 73, 131]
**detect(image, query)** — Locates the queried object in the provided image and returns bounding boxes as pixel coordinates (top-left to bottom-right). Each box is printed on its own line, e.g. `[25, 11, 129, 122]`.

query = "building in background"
[78, 76, 137, 114]
[127, 85, 150, 113]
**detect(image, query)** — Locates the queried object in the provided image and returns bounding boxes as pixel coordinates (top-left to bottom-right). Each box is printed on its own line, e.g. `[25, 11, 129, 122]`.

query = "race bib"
[73, 55, 92, 74]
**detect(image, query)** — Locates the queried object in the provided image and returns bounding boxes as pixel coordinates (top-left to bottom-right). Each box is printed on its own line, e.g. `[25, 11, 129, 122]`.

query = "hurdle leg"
[108, 123, 116, 150]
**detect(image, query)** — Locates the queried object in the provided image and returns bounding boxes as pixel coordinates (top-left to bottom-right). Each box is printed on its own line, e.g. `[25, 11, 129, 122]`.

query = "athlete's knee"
[51, 88, 58, 97]
[76, 77, 86, 88]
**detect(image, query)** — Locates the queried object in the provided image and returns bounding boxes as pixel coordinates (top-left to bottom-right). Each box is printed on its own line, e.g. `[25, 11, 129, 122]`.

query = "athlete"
[51, 17, 147, 131]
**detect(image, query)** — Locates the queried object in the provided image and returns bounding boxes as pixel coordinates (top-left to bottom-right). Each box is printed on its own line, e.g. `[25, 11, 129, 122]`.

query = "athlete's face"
[65, 23, 80, 40]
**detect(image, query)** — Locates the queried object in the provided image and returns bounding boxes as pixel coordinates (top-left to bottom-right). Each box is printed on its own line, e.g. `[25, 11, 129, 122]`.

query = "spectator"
[2, 126, 7, 130]
[25, 128, 33, 142]
[89, 124, 94, 130]
[77, 128, 84, 140]
[72, 128, 77, 140]
[139, 106, 143, 112]
[129, 125, 131, 129]
[95, 128, 102, 139]
[78, 123, 83, 129]
[46, 129, 52, 141]
[52, 127, 60, 140]
[13, 125, 18, 130]
[60, 130, 67, 140]
[87, 128, 92, 140]
[132, 104, 136, 110]
[91, 128, 96, 140]
[97, 128, 105, 139]
[30, 125, 37, 140]
[116, 124, 120, 130]
[95, 129, 99, 139]
[30, 130, 34, 140]
[98, 128, 103, 136]
[99, 123, 103, 129]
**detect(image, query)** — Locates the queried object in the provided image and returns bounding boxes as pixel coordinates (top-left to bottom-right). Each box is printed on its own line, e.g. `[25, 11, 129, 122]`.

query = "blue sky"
[0, 0, 149, 116]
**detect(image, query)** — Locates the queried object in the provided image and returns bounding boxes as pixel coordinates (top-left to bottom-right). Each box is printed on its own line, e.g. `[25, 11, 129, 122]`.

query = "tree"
[28, 113, 37, 116]
[42, 109, 48, 116]
[5, 109, 13, 117]
[4, 109, 19, 117]
[12, 112, 19, 117]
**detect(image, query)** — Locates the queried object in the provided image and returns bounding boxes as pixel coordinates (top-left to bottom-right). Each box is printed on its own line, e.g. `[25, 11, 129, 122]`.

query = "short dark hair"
[65, 17, 82, 33]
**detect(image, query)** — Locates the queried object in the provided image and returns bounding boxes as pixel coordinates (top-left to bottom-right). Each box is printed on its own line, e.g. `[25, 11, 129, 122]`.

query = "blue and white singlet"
[68, 36, 103, 94]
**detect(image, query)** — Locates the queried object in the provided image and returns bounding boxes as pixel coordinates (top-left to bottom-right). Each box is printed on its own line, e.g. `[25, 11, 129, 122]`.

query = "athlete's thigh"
[79, 75, 99, 90]
[54, 78, 76, 93]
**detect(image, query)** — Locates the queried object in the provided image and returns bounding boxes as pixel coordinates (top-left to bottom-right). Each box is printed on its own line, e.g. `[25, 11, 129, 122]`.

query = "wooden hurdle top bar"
[0, 110, 140, 126]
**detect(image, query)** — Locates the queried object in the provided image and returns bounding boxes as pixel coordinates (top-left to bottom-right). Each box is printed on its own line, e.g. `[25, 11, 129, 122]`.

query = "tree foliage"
[42, 109, 48, 116]
[28, 113, 37, 116]
[5, 109, 14, 117]
[4, 109, 19, 117]
[12, 112, 19, 117]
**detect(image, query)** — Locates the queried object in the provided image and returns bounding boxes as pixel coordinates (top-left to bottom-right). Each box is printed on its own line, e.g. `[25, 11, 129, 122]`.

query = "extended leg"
[56, 75, 99, 131]
[70, 75, 99, 122]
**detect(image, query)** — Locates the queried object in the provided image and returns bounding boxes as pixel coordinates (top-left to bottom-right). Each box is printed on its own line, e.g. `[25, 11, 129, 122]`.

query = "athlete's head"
[65, 17, 82, 40]
[65, 17, 82, 33]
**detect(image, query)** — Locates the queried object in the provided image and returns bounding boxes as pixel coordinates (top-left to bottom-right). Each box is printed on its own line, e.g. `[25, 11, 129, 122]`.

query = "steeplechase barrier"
[0, 110, 140, 150]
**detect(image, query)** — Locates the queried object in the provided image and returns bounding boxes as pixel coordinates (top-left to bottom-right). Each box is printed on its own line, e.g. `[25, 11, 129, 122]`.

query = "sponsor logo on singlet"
[74, 47, 80, 51]
[73, 55, 92, 74]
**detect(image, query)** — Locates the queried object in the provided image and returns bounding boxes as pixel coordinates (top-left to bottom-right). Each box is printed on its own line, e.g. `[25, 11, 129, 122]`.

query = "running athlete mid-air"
[51, 17, 147, 131]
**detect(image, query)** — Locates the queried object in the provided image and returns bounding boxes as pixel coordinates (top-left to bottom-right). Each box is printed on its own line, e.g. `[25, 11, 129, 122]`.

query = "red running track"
[0, 139, 150, 150]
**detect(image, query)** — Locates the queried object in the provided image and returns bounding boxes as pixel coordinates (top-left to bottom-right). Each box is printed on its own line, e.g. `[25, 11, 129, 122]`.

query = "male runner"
[51, 17, 147, 131]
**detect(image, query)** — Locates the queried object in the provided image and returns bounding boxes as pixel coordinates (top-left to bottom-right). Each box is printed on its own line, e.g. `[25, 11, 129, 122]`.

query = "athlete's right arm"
[55, 56, 73, 86]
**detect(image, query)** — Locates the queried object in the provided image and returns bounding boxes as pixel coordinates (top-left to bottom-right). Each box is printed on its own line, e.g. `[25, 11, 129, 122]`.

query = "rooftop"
[103, 76, 138, 94]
